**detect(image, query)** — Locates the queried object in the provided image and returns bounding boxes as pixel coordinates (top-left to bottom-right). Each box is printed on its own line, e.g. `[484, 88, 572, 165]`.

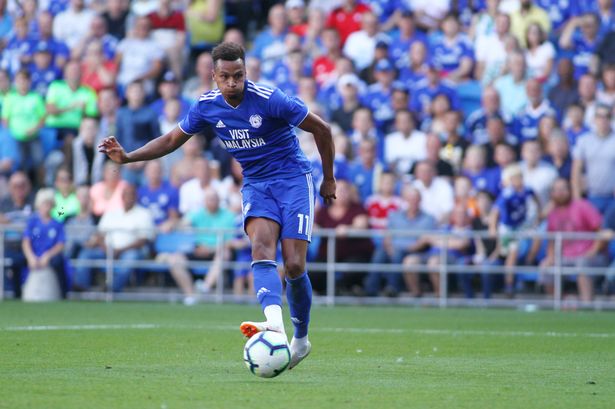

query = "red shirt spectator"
[147, 9, 186, 31]
[547, 196, 602, 258]
[326, 1, 371, 45]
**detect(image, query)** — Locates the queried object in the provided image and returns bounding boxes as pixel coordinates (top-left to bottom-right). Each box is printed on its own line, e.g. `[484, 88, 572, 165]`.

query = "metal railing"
[1, 224, 613, 309]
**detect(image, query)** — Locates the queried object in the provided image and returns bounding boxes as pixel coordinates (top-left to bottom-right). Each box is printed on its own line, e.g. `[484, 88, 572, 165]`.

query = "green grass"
[0, 302, 614, 409]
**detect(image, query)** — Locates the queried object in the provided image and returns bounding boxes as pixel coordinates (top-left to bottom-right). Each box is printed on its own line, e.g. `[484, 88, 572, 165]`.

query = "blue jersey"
[29, 63, 62, 96]
[464, 168, 501, 197]
[569, 33, 599, 80]
[24, 214, 65, 257]
[409, 79, 460, 120]
[389, 34, 427, 69]
[566, 126, 589, 148]
[512, 101, 555, 142]
[138, 181, 179, 225]
[430, 35, 474, 74]
[536, 0, 573, 32]
[495, 187, 534, 228]
[361, 83, 395, 133]
[178, 81, 311, 182]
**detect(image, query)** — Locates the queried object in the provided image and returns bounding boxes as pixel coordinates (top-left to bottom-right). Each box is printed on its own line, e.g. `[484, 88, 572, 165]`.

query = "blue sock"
[286, 271, 312, 338]
[252, 260, 282, 308]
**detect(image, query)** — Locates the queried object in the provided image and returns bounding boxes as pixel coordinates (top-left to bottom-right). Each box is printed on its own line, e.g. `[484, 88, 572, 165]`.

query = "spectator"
[405, 0, 449, 31]
[28, 42, 62, 96]
[0, 172, 33, 299]
[326, 0, 372, 45]
[159, 99, 181, 134]
[420, 93, 451, 135]
[348, 107, 378, 149]
[182, 52, 215, 101]
[545, 130, 573, 180]
[250, 4, 288, 79]
[361, 59, 396, 133]
[64, 185, 97, 260]
[412, 160, 454, 225]
[577, 74, 598, 127]
[89, 161, 129, 219]
[22, 188, 68, 298]
[115, 81, 160, 184]
[365, 171, 403, 230]
[73, 119, 105, 188]
[45, 60, 99, 161]
[301, 6, 327, 56]
[536, 114, 558, 150]
[0, 0, 11, 41]
[384, 109, 427, 176]
[520, 139, 558, 209]
[431, 12, 474, 83]
[510, 0, 551, 48]
[366, 185, 435, 297]
[410, 133, 455, 179]
[559, 13, 601, 79]
[540, 178, 605, 302]
[179, 157, 224, 215]
[524, 22, 555, 82]
[389, 10, 426, 70]
[475, 12, 511, 85]
[148, 0, 187, 81]
[563, 104, 589, 148]
[597, 63, 615, 106]
[71, 14, 118, 61]
[348, 138, 384, 203]
[423, 203, 473, 297]
[314, 179, 373, 294]
[466, 86, 502, 145]
[343, 11, 386, 71]
[1, 69, 46, 179]
[101, 0, 130, 40]
[97, 88, 119, 146]
[149, 72, 191, 119]
[287, 0, 308, 37]
[481, 115, 518, 168]
[512, 78, 555, 142]
[115, 16, 164, 95]
[494, 51, 528, 120]
[397, 41, 428, 92]
[330, 73, 362, 133]
[80, 40, 118, 94]
[410, 63, 460, 122]
[468, 189, 500, 299]
[52, 0, 96, 49]
[161, 187, 236, 303]
[1, 17, 32, 76]
[74, 183, 154, 292]
[547, 58, 579, 119]
[137, 159, 180, 232]
[489, 164, 540, 297]
[312, 27, 342, 87]
[52, 167, 80, 222]
[186, 0, 225, 60]
[571, 104, 615, 213]
[462, 145, 500, 198]
[439, 110, 469, 172]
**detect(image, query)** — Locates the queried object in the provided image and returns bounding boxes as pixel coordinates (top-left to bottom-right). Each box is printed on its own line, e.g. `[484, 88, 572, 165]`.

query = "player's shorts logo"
[249, 114, 263, 128]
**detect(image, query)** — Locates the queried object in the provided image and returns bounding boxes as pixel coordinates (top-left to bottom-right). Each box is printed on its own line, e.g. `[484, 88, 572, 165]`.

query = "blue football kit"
[178, 80, 315, 242]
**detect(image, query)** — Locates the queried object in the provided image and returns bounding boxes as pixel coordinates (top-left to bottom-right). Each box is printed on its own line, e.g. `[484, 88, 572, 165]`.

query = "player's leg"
[240, 217, 285, 337]
[281, 238, 312, 369]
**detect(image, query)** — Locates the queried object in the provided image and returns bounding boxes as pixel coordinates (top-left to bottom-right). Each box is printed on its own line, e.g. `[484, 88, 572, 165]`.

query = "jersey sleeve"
[177, 100, 208, 135]
[268, 88, 309, 127]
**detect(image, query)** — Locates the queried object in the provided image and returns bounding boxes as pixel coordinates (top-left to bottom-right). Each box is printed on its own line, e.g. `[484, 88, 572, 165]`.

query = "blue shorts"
[241, 173, 316, 242]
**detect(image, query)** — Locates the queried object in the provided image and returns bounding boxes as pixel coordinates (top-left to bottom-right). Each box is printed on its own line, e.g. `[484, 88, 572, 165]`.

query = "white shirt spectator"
[99, 205, 155, 250]
[384, 130, 427, 175]
[179, 177, 225, 215]
[521, 160, 558, 206]
[525, 42, 555, 80]
[412, 177, 454, 224]
[573, 131, 615, 197]
[116, 37, 165, 88]
[343, 30, 378, 71]
[52, 7, 96, 49]
[475, 34, 507, 84]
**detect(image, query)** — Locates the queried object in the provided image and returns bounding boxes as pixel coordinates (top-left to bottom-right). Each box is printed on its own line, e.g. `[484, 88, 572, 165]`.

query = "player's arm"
[298, 112, 336, 204]
[98, 126, 191, 164]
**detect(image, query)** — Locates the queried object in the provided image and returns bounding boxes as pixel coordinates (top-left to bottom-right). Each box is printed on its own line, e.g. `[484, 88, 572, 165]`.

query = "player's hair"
[212, 42, 245, 66]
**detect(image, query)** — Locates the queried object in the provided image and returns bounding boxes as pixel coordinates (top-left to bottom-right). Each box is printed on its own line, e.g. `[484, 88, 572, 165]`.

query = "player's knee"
[251, 241, 276, 262]
[284, 259, 305, 278]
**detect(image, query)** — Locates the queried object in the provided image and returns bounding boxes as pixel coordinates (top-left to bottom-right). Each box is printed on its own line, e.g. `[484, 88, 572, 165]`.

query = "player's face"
[213, 59, 246, 103]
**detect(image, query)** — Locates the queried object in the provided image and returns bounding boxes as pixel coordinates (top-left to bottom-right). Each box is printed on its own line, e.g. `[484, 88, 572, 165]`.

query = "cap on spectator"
[285, 0, 305, 9]
[162, 71, 178, 83]
[35, 41, 51, 54]
[401, 10, 414, 18]
[374, 59, 393, 72]
[337, 73, 360, 91]
[375, 40, 390, 50]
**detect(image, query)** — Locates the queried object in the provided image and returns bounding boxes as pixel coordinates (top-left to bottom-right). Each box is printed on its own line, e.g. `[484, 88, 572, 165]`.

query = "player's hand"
[98, 136, 129, 164]
[320, 177, 336, 205]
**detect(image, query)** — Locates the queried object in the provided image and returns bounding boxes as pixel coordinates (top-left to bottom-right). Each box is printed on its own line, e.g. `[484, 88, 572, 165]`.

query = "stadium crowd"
[2, 0, 615, 304]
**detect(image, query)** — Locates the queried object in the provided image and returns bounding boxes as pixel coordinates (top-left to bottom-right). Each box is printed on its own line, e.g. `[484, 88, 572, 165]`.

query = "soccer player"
[98, 42, 336, 370]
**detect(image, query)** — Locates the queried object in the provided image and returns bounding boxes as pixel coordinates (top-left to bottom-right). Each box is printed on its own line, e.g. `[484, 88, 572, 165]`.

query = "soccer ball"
[243, 331, 291, 378]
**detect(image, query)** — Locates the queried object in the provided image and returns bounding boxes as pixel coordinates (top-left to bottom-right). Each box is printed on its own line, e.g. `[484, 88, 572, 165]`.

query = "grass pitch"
[0, 302, 613, 409]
